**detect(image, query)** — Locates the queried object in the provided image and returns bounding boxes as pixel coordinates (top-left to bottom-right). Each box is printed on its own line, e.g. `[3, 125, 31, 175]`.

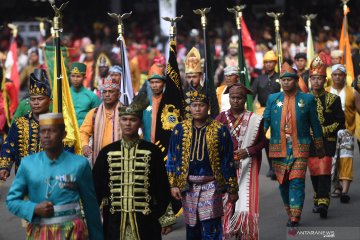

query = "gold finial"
[161, 15, 183, 38]
[266, 12, 284, 31]
[50, 1, 69, 37]
[193, 7, 211, 29]
[35, 17, 51, 36]
[108, 11, 132, 36]
[342, 0, 349, 14]
[8, 23, 18, 38]
[227, 5, 246, 30]
[301, 14, 317, 28]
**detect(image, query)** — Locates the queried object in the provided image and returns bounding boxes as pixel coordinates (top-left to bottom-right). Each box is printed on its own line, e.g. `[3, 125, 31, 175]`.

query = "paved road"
[1, 148, 359, 240]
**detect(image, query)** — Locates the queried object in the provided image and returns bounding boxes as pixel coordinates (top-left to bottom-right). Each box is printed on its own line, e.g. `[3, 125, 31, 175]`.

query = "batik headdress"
[280, 62, 298, 79]
[309, 52, 328, 77]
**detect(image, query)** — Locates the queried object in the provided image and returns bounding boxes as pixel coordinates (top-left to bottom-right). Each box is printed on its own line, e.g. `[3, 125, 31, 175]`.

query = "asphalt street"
[0, 148, 359, 240]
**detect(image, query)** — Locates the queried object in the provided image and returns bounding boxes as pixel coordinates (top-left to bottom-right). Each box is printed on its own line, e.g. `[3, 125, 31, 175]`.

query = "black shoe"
[318, 205, 328, 218]
[286, 219, 292, 227]
[340, 193, 350, 203]
[266, 169, 273, 178]
[290, 221, 299, 228]
[270, 173, 277, 181]
[312, 204, 319, 213]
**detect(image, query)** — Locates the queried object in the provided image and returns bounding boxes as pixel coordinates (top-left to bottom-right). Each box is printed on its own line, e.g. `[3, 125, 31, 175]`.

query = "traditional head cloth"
[185, 47, 202, 74]
[101, 75, 120, 90]
[330, 50, 343, 58]
[228, 42, 238, 49]
[280, 62, 298, 79]
[147, 63, 165, 81]
[70, 62, 86, 74]
[189, 87, 208, 103]
[84, 44, 95, 53]
[39, 113, 64, 126]
[29, 68, 51, 97]
[224, 66, 240, 76]
[109, 65, 122, 75]
[294, 52, 307, 60]
[309, 53, 328, 77]
[331, 64, 346, 74]
[263, 50, 277, 62]
[225, 82, 253, 95]
[119, 92, 147, 119]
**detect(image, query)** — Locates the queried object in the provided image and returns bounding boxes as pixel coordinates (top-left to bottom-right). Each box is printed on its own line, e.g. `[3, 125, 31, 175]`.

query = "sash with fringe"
[92, 102, 122, 165]
[223, 111, 262, 240]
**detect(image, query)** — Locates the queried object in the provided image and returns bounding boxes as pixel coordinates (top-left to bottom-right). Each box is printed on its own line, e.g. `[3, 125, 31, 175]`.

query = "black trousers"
[310, 175, 331, 206]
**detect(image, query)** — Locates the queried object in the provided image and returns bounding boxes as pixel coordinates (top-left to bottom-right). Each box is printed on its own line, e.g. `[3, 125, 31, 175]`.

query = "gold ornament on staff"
[108, 11, 132, 37]
[35, 17, 52, 37]
[162, 15, 183, 40]
[266, 12, 284, 72]
[227, 4, 246, 30]
[342, 0, 349, 14]
[193, 7, 211, 29]
[7, 23, 18, 38]
[50, 1, 69, 38]
[301, 14, 317, 28]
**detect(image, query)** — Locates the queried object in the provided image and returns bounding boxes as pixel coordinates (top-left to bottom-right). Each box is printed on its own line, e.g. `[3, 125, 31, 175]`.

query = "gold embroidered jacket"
[93, 139, 175, 240]
[166, 118, 238, 194]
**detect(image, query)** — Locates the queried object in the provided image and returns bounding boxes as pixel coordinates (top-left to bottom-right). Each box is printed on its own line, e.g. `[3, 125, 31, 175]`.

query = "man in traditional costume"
[167, 88, 238, 239]
[308, 53, 345, 218]
[6, 113, 103, 239]
[294, 53, 310, 92]
[263, 62, 324, 227]
[327, 64, 357, 203]
[141, 63, 166, 143]
[0, 69, 52, 180]
[183, 47, 203, 119]
[216, 66, 240, 113]
[251, 50, 281, 180]
[93, 101, 174, 239]
[70, 62, 100, 127]
[81, 44, 95, 89]
[80, 75, 122, 166]
[216, 83, 266, 239]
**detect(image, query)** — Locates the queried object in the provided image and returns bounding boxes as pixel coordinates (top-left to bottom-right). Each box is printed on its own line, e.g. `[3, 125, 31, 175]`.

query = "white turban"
[224, 66, 240, 76]
[331, 64, 346, 74]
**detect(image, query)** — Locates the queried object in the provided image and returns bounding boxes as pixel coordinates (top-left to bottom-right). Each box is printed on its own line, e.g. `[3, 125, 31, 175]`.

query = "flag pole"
[266, 12, 284, 73]
[302, 14, 317, 68]
[342, 0, 349, 67]
[227, 4, 253, 111]
[161, 15, 183, 42]
[108, 11, 132, 106]
[50, 1, 69, 113]
[193, 7, 211, 92]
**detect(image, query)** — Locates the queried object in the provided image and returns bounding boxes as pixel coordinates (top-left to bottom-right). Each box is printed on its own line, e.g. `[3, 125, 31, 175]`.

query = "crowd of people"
[0, 5, 360, 240]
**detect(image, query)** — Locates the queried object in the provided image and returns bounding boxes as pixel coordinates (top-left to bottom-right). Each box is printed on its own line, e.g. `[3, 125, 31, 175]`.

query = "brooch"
[298, 99, 305, 108]
[276, 100, 283, 108]
[146, 106, 152, 112]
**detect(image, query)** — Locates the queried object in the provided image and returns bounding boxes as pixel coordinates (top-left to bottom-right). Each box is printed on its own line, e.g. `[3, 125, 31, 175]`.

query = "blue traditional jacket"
[166, 118, 238, 194]
[6, 151, 104, 239]
[263, 91, 324, 158]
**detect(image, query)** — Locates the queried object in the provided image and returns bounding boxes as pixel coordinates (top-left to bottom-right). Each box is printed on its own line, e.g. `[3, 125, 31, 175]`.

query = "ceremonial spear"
[49, 1, 69, 112]
[266, 12, 284, 72]
[227, 4, 253, 111]
[108, 11, 132, 106]
[302, 14, 317, 69]
[193, 7, 219, 117]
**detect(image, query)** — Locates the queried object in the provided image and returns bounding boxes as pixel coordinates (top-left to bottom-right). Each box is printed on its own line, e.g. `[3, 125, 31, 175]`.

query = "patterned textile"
[272, 138, 308, 184]
[182, 176, 223, 227]
[279, 178, 305, 223]
[26, 218, 88, 240]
